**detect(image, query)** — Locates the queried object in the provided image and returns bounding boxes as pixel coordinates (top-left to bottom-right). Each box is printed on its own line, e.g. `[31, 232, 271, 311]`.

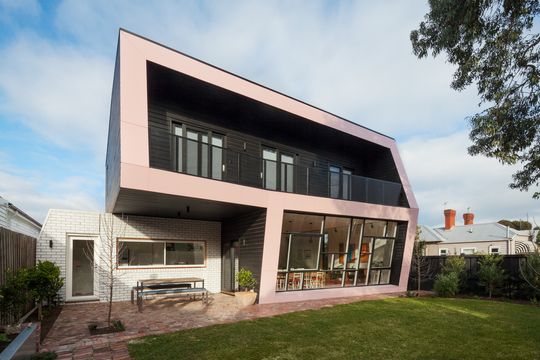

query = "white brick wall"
[37, 209, 221, 302]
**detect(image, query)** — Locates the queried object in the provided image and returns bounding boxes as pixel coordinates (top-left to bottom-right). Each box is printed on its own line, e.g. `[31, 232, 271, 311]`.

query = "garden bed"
[88, 320, 125, 336]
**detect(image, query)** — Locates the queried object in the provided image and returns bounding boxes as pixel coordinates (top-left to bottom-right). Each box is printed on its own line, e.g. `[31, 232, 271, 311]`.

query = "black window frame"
[172, 122, 225, 180]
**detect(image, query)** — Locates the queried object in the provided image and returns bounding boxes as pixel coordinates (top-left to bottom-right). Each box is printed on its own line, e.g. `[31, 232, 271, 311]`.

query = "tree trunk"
[417, 258, 421, 291]
[108, 270, 113, 326]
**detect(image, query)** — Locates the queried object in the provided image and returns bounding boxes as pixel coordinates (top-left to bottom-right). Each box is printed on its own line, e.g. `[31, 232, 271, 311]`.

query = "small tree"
[27, 261, 64, 320]
[477, 255, 505, 298]
[90, 213, 127, 327]
[410, 226, 434, 291]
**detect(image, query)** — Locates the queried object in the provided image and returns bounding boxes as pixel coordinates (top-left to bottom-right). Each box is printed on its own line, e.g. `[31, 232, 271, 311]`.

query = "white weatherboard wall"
[0, 201, 41, 238]
[37, 209, 221, 302]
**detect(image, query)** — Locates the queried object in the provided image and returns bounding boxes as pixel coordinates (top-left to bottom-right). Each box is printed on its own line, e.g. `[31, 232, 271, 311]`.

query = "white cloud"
[53, 0, 480, 137]
[0, 0, 41, 19]
[401, 131, 540, 226]
[0, 153, 102, 222]
[0, 34, 112, 157]
[1, 1, 536, 226]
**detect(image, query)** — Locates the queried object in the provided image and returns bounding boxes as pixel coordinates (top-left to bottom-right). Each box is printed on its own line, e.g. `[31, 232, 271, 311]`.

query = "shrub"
[0, 261, 63, 324]
[477, 254, 505, 298]
[28, 261, 64, 306]
[433, 256, 467, 297]
[31, 352, 57, 360]
[236, 268, 257, 291]
[434, 272, 460, 297]
[0, 268, 32, 324]
[442, 256, 466, 277]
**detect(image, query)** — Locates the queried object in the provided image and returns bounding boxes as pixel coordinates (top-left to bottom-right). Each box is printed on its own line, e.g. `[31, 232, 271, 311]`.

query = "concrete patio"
[41, 292, 402, 359]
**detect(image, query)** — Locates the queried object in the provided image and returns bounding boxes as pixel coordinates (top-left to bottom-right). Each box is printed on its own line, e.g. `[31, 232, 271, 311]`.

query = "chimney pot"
[463, 212, 474, 225]
[444, 209, 456, 230]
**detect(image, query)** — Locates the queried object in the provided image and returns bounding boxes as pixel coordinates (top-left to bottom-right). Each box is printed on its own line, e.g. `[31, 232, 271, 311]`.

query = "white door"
[66, 235, 97, 301]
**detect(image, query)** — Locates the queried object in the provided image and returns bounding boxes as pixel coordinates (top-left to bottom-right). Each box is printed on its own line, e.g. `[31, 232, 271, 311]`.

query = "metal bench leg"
[137, 294, 143, 312]
[131, 288, 134, 304]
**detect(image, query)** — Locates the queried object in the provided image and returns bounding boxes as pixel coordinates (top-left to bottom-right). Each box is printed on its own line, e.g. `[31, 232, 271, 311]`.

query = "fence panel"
[0, 227, 37, 325]
[408, 255, 531, 299]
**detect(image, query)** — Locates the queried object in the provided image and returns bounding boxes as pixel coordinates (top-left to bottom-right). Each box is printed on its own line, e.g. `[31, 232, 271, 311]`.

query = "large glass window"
[329, 166, 340, 198]
[289, 234, 320, 270]
[118, 241, 164, 266]
[277, 212, 399, 291]
[263, 147, 277, 190]
[165, 242, 205, 265]
[347, 219, 363, 269]
[174, 125, 183, 172]
[329, 166, 353, 200]
[321, 217, 350, 270]
[186, 129, 200, 176]
[211, 135, 223, 180]
[280, 154, 294, 193]
[118, 240, 205, 267]
[263, 148, 295, 192]
[173, 123, 223, 180]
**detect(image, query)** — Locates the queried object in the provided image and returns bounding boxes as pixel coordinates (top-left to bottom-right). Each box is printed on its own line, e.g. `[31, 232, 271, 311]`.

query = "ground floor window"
[439, 248, 448, 256]
[276, 212, 400, 291]
[118, 239, 205, 267]
[460, 247, 476, 255]
[490, 246, 500, 255]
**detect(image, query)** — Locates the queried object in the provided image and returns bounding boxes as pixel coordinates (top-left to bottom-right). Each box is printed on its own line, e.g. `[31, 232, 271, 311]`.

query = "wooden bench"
[131, 277, 208, 312]
[136, 287, 208, 311]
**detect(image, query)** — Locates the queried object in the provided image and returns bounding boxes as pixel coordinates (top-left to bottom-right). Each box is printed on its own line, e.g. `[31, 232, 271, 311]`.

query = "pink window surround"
[114, 29, 419, 304]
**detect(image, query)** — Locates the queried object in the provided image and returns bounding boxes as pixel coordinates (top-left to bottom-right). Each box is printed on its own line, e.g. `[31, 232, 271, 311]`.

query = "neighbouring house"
[421, 209, 538, 256]
[37, 29, 418, 304]
[0, 196, 41, 238]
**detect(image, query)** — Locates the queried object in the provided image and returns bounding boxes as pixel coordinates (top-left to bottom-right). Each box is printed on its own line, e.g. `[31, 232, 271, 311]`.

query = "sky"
[0, 0, 538, 227]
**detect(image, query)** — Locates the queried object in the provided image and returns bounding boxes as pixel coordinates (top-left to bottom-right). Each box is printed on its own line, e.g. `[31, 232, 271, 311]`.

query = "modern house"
[0, 196, 41, 238]
[37, 29, 418, 304]
[421, 209, 538, 256]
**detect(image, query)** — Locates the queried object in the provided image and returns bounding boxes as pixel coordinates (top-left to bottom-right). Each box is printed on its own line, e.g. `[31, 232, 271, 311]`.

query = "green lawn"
[128, 298, 540, 360]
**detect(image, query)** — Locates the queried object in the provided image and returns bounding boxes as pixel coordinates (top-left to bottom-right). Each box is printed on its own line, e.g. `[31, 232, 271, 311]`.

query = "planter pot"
[235, 291, 257, 307]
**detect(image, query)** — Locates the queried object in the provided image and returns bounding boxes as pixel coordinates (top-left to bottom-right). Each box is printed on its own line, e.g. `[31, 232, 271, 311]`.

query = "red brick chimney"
[444, 209, 456, 230]
[463, 212, 474, 225]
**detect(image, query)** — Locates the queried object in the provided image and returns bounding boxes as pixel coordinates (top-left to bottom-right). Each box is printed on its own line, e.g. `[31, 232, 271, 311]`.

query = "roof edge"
[118, 28, 395, 142]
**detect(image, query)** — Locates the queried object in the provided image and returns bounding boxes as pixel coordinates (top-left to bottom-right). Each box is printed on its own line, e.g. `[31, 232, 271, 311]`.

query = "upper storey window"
[329, 165, 352, 200]
[173, 123, 223, 180]
[262, 147, 294, 192]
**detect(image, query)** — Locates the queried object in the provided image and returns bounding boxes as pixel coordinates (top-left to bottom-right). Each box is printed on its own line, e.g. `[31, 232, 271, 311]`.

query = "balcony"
[149, 128, 405, 207]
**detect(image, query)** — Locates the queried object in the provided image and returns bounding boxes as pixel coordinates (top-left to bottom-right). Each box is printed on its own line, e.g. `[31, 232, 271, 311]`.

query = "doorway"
[66, 235, 97, 301]
[222, 240, 238, 293]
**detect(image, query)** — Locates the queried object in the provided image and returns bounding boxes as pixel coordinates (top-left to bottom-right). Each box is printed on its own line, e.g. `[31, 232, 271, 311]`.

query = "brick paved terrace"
[41, 292, 403, 359]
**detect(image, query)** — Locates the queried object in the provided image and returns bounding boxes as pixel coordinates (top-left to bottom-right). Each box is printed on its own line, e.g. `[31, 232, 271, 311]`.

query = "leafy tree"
[477, 254, 506, 298]
[411, 0, 540, 197]
[498, 219, 533, 230]
[27, 261, 64, 320]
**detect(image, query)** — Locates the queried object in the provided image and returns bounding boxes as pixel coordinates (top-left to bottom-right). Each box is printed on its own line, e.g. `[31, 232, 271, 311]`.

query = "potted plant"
[235, 268, 257, 307]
